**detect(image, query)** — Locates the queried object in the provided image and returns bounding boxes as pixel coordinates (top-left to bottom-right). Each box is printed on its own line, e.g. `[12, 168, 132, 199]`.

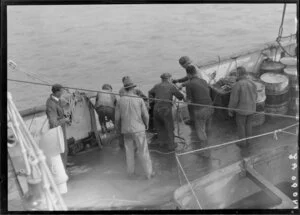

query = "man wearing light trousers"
[115, 77, 155, 180]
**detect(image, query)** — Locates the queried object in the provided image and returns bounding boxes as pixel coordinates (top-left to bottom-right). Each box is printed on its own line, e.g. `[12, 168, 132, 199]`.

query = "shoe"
[66, 162, 75, 167]
[184, 120, 194, 126]
[200, 152, 211, 158]
[128, 173, 138, 180]
[147, 171, 156, 180]
[237, 142, 248, 148]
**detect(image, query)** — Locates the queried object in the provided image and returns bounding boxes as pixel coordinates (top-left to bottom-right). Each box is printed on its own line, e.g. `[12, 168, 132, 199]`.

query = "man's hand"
[228, 111, 234, 117]
[172, 79, 178, 84]
[64, 118, 71, 126]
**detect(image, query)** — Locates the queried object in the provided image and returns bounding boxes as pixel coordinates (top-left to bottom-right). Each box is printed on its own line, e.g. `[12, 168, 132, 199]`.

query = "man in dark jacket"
[173, 56, 216, 125]
[185, 65, 214, 156]
[46, 84, 72, 169]
[228, 67, 257, 148]
[149, 73, 184, 151]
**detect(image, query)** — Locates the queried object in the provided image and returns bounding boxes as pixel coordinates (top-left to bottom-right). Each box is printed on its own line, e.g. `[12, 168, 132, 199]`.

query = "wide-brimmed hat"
[160, 72, 172, 79]
[51, 84, 64, 93]
[123, 77, 137, 89]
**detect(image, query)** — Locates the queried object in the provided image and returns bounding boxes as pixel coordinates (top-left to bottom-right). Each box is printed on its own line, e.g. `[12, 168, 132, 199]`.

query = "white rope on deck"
[175, 154, 203, 209]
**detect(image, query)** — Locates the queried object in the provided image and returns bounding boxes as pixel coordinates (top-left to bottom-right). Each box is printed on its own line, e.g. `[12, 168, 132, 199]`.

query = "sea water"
[7, 4, 297, 110]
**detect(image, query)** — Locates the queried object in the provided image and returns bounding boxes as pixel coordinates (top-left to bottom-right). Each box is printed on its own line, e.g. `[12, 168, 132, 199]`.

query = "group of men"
[45, 55, 258, 180]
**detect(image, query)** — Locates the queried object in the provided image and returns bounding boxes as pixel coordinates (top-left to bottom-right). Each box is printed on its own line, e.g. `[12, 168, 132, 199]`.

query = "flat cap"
[51, 84, 64, 93]
[179, 56, 192, 66]
[160, 72, 172, 79]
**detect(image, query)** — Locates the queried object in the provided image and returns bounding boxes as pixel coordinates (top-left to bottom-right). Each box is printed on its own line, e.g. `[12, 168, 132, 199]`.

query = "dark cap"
[51, 84, 64, 93]
[236, 66, 247, 77]
[102, 84, 112, 90]
[160, 73, 172, 79]
[122, 76, 130, 83]
[186, 64, 197, 75]
[179, 56, 192, 67]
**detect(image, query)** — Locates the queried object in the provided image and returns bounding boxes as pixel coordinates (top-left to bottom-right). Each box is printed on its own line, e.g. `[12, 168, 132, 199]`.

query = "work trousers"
[153, 107, 175, 150]
[235, 113, 253, 147]
[123, 132, 153, 177]
[96, 106, 115, 132]
[194, 107, 214, 143]
[61, 125, 68, 169]
[188, 104, 195, 122]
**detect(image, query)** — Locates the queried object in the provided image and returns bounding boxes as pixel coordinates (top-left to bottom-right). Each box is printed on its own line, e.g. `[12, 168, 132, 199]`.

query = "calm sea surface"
[7, 4, 297, 110]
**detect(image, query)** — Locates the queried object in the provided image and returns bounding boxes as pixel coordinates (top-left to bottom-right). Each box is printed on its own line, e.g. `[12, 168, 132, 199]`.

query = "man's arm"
[172, 85, 184, 101]
[173, 76, 189, 84]
[140, 99, 149, 130]
[148, 86, 156, 100]
[135, 89, 147, 101]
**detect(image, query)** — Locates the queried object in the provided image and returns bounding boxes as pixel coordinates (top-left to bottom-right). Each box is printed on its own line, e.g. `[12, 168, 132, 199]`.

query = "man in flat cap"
[115, 77, 154, 179]
[148, 73, 184, 151]
[173, 56, 216, 126]
[46, 84, 73, 169]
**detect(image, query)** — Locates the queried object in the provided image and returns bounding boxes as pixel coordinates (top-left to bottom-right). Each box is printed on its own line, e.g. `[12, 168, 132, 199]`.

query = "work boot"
[200, 151, 211, 158]
[237, 141, 248, 148]
[147, 171, 156, 180]
[184, 119, 194, 126]
[127, 173, 138, 180]
[66, 161, 75, 167]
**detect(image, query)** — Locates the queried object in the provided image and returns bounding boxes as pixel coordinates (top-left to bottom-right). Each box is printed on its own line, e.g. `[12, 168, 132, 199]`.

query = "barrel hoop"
[265, 101, 289, 108]
[265, 85, 290, 96]
[265, 91, 290, 105]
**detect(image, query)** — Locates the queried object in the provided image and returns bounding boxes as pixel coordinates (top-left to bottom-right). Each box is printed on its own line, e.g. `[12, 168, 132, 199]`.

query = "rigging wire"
[176, 122, 299, 157]
[7, 78, 299, 120]
[275, 3, 296, 57]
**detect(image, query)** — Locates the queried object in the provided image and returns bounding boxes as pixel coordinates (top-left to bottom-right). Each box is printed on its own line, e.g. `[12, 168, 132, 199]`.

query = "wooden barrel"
[249, 80, 266, 127]
[250, 100, 266, 127]
[260, 73, 289, 116]
[264, 101, 289, 115]
[260, 60, 286, 75]
[284, 67, 299, 115]
[289, 98, 299, 116]
[280, 57, 297, 68]
[253, 80, 266, 104]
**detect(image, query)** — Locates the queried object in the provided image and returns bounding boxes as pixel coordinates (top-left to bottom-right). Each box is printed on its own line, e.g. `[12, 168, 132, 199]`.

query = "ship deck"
[61, 114, 298, 210]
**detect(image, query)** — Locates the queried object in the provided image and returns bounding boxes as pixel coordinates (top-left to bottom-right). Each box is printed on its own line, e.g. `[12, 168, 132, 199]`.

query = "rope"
[149, 149, 175, 155]
[7, 78, 299, 120]
[275, 3, 296, 57]
[7, 92, 68, 210]
[28, 112, 36, 130]
[277, 3, 287, 39]
[280, 130, 298, 136]
[176, 122, 299, 156]
[175, 154, 202, 209]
